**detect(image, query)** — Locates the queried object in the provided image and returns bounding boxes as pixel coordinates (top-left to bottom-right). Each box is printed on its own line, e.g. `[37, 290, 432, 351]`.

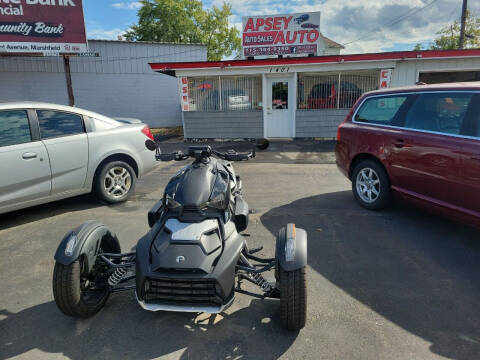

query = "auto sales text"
[243, 15, 319, 46]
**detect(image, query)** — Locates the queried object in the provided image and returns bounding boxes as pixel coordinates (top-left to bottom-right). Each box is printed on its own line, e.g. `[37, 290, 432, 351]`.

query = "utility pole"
[63, 55, 75, 106]
[459, 0, 468, 49]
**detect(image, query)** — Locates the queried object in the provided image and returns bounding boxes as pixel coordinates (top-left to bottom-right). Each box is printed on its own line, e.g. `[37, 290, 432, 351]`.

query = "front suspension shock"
[107, 255, 135, 286]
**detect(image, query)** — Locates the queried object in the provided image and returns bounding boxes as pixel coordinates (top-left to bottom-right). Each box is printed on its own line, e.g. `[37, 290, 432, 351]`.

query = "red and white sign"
[379, 69, 393, 89]
[0, 0, 88, 55]
[179, 77, 189, 112]
[242, 12, 320, 57]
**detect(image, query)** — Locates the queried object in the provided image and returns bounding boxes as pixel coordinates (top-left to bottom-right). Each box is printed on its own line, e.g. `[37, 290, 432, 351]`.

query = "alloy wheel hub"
[356, 167, 380, 203]
[104, 167, 132, 198]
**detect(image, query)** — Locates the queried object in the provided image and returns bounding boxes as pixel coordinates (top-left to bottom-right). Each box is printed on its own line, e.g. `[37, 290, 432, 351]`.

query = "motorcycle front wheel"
[279, 266, 307, 331]
[52, 254, 110, 318]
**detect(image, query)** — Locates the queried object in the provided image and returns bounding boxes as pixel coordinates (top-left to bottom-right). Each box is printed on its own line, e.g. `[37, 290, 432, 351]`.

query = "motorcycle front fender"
[275, 223, 307, 272]
[54, 221, 121, 272]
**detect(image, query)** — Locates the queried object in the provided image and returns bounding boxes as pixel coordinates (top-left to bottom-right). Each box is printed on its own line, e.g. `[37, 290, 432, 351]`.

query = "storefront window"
[298, 71, 379, 110]
[187, 75, 262, 112]
[272, 81, 288, 109]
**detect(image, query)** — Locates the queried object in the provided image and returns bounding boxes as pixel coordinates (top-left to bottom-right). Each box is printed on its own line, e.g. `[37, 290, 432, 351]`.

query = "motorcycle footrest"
[248, 246, 263, 254]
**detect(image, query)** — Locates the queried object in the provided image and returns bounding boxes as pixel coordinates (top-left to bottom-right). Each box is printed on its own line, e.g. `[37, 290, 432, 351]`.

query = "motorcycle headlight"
[208, 173, 228, 209]
[165, 193, 182, 209]
[208, 193, 226, 209]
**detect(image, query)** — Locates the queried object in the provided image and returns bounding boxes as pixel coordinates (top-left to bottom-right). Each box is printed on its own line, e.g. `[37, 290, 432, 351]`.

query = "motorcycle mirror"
[145, 139, 157, 151]
[255, 138, 269, 150]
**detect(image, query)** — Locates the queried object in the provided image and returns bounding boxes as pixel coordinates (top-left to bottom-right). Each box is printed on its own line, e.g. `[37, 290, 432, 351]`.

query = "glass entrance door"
[265, 75, 294, 138]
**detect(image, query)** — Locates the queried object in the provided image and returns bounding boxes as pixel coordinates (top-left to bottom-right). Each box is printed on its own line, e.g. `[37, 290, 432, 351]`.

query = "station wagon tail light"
[337, 119, 346, 141]
[336, 98, 360, 141]
[141, 125, 154, 141]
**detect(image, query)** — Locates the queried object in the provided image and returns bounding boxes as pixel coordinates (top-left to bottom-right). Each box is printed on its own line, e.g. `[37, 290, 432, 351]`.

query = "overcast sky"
[84, 0, 480, 54]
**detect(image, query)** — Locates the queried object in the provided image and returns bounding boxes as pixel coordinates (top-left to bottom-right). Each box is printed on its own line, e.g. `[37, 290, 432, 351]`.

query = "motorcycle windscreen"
[164, 162, 230, 210]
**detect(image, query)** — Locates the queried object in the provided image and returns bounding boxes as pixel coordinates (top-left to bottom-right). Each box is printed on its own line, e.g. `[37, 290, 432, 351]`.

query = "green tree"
[430, 11, 480, 49]
[125, 0, 241, 61]
[413, 43, 423, 51]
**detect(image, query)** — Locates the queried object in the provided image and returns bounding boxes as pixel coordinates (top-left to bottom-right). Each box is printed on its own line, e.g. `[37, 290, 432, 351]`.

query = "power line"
[0, 47, 207, 63]
[342, 0, 440, 47]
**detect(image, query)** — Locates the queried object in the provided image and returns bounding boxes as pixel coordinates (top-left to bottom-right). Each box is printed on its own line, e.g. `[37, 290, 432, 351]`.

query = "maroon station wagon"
[335, 82, 480, 227]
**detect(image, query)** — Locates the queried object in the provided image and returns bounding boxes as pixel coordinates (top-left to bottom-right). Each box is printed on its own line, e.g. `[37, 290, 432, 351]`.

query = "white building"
[0, 40, 207, 127]
[150, 49, 480, 139]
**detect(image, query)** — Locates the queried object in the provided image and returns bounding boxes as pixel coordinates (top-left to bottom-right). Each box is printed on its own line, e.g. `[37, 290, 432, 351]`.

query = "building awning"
[150, 49, 480, 73]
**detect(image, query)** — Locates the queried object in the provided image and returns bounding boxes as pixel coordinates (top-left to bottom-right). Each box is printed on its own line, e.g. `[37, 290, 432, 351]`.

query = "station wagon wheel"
[356, 168, 380, 203]
[352, 159, 390, 210]
[94, 160, 136, 204]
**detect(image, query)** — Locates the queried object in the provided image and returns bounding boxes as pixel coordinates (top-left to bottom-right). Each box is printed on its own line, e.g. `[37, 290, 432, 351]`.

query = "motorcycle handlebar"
[215, 150, 255, 161]
[156, 151, 188, 161]
[155, 146, 255, 162]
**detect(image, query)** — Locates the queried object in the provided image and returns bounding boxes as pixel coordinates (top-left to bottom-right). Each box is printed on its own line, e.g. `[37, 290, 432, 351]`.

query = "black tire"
[52, 258, 110, 318]
[52, 235, 121, 318]
[279, 266, 307, 331]
[255, 138, 270, 150]
[351, 159, 390, 210]
[94, 160, 136, 204]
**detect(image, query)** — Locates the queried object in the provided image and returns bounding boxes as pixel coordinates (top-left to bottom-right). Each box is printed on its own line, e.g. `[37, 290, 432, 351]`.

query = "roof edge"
[88, 39, 207, 47]
[320, 34, 344, 49]
[150, 48, 480, 72]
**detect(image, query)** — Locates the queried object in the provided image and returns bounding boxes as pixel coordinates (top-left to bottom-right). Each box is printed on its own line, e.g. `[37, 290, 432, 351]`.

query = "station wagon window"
[355, 95, 407, 125]
[37, 110, 84, 139]
[0, 110, 31, 147]
[404, 93, 473, 135]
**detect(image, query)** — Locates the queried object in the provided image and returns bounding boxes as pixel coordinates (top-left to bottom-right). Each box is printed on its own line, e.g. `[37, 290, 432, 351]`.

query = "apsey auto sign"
[0, 0, 87, 54]
[242, 12, 321, 57]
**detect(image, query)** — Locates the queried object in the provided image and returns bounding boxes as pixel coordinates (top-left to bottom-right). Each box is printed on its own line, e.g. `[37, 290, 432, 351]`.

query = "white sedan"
[0, 102, 158, 214]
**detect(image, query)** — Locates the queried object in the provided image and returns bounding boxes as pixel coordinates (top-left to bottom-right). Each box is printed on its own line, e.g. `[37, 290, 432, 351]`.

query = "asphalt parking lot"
[1, 140, 479, 360]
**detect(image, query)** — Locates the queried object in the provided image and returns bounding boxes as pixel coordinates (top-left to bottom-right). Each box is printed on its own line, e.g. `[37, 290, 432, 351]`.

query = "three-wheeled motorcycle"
[53, 141, 307, 330]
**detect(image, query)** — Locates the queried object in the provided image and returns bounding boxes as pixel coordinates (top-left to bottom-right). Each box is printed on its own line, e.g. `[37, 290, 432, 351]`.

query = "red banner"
[242, 12, 321, 57]
[0, 0, 87, 54]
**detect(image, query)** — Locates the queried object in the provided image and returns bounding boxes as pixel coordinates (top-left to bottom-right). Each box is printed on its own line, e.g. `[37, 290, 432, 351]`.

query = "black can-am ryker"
[52, 141, 307, 330]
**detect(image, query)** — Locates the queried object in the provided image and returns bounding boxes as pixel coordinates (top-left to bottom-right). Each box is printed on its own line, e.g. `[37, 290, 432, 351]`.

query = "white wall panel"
[0, 72, 69, 104]
[0, 40, 207, 127]
[72, 72, 180, 127]
[392, 58, 480, 87]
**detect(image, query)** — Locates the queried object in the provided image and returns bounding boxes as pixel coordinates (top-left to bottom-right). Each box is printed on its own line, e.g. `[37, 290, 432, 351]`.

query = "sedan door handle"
[393, 139, 405, 148]
[22, 152, 37, 160]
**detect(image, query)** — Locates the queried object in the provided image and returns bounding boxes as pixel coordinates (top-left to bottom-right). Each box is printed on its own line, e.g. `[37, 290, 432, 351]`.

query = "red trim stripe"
[149, 49, 480, 71]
